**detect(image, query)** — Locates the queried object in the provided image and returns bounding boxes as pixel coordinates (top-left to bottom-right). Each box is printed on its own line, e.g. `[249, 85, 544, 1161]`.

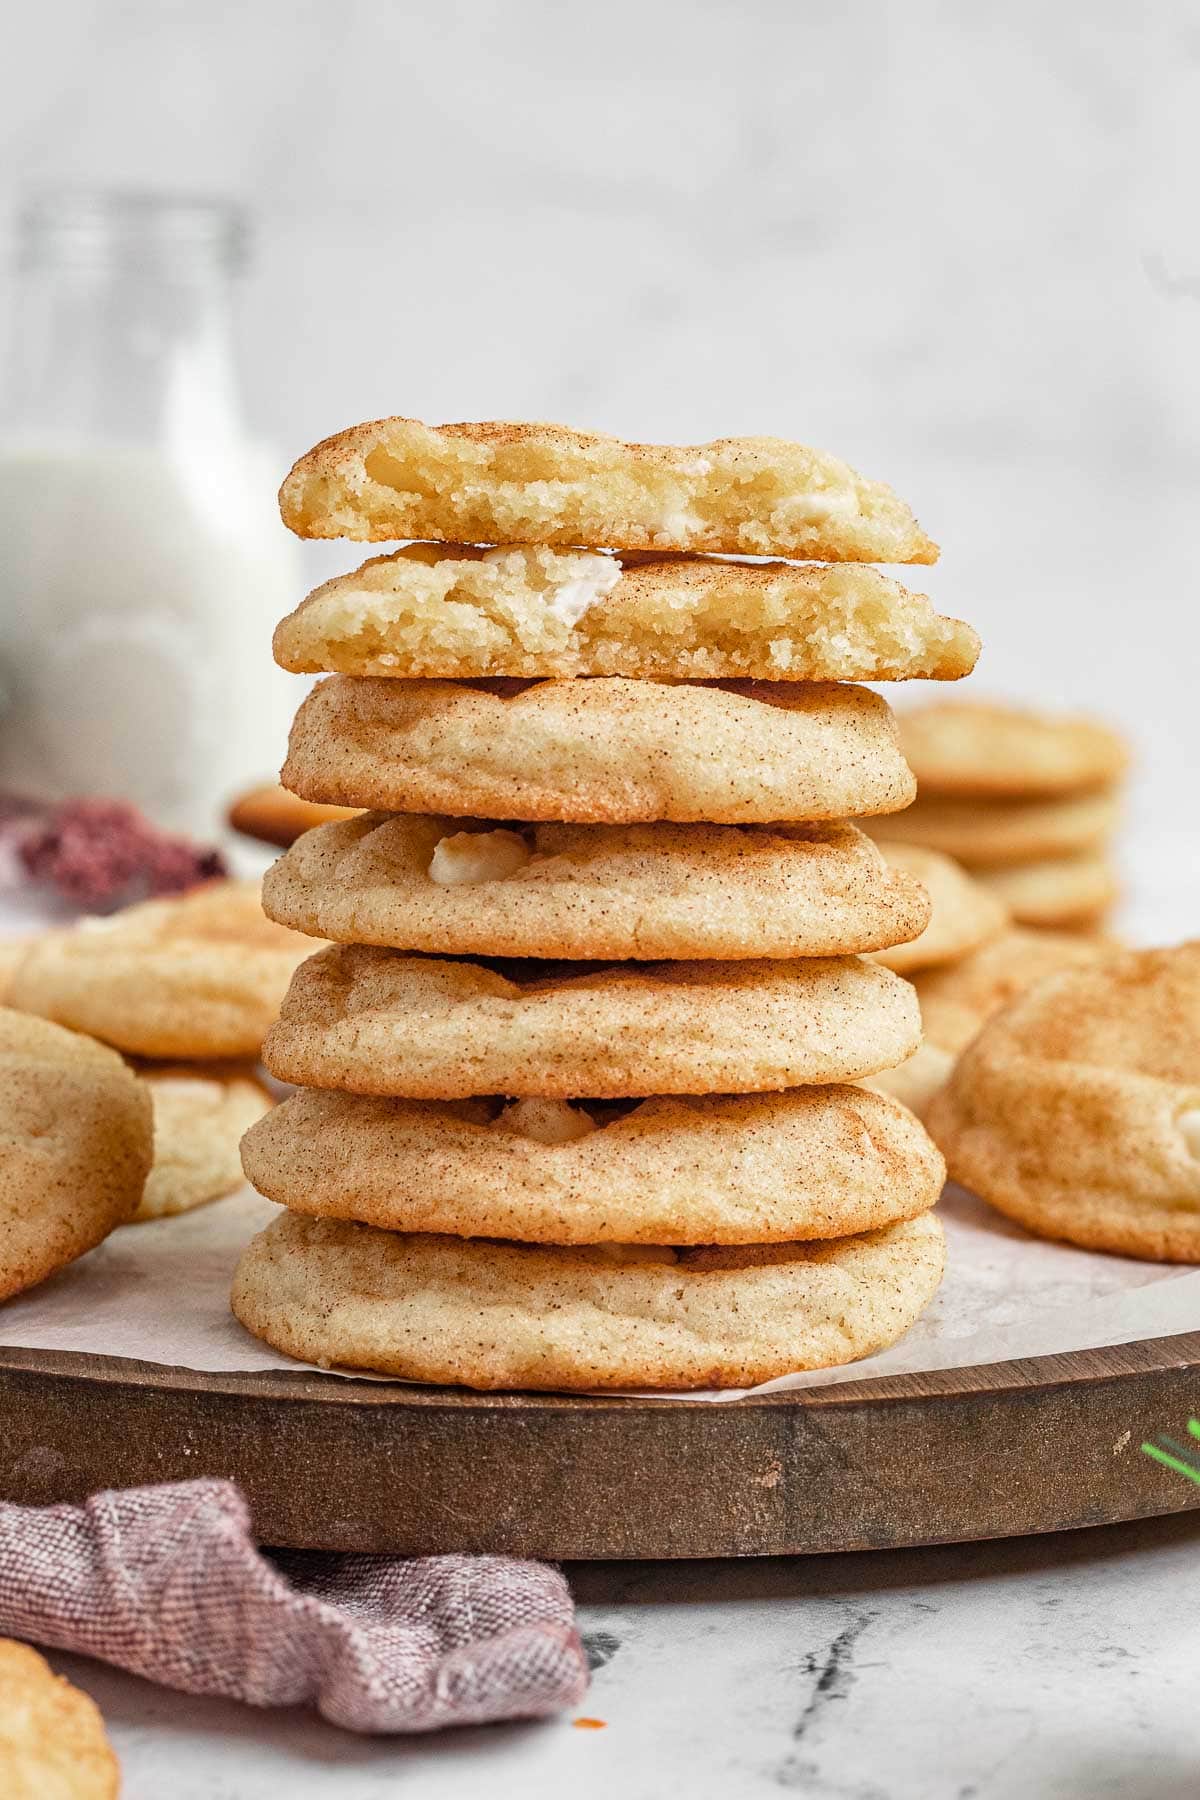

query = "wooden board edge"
[0, 1328, 1197, 1408]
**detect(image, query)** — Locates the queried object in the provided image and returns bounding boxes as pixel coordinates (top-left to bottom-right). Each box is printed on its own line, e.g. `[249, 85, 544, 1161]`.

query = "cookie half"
[282, 676, 917, 825]
[869, 843, 1008, 974]
[974, 852, 1118, 929]
[279, 416, 938, 563]
[8, 882, 317, 1059]
[865, 784, 1120, 866]
[262, 813, 931, 961]
[263, 945, 922, 1098]
[274, 546, 975, 683]
[0, 1009, 153, 1301]
[231, 1211, 947, 1390]
[0, 1639, 119, 1800]
[242, 1085, 945, 1245]
[134, 1063, 273, 1221]
[928, 942, 1200, 1260]
[896, 700, 1129, 798]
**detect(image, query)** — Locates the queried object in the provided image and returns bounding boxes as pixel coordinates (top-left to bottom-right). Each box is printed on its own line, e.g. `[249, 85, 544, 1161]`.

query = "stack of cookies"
[233, 416, 982, 1392]
[867, 700, 1128, 931]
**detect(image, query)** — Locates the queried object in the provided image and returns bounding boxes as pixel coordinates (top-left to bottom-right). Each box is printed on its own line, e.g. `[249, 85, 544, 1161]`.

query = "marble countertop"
[47, 1508, 1200, 1800]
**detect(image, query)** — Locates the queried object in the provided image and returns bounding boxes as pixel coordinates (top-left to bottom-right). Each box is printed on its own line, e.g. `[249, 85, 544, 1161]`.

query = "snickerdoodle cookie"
[0, 1010, 152, 1301]
[974, 851, 1118, 929]
[0, 939, 33, 1005]
[865, 784, 1121, 865]
[262, 945, 922, 1099]
[913, 927, 1117, 1057]
[8, 883, 316, 1059]
[231, 1210, 946, 1390]
[261, 813, 931, 961]
[134, 1063, 272, 1221]
[895, 700, 1128, 798]
[860, 1042, 957, 1120]
[279, 417, 938, 563]
[281, 676, 917, 825]
[0, 1639, 119, 1799]
[241, 1084, 944, 1245]
[864, 927, 1113, 1118]
[274, 546, 975, 683]
[928, 942, 1200, 1260]
[869, 843, 1007, 975]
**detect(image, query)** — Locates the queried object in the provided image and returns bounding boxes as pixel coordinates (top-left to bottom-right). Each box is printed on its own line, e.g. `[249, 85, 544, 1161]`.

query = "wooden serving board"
[2, 1334, 1198, 1557]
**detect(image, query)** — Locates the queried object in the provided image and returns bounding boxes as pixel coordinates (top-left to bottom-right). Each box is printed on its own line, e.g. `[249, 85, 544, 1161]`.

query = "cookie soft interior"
[279, 417, 939, 563]
[274, 545, 976, 683]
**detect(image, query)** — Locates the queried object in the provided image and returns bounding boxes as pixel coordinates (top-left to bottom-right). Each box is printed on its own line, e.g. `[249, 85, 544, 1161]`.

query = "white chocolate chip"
[1179, 1109, 1200, 1158]
[657, 506, 705, 540]
[428, 829, 530, 886]
[478, 547, 621, 629]
[543, 554, 622, 627]
[499, 1098, 597, 1144]
[781, 489, 859, 525]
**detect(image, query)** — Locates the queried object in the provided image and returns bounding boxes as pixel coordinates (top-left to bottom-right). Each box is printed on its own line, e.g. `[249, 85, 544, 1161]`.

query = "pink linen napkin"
[0, 1479, 588, 1732]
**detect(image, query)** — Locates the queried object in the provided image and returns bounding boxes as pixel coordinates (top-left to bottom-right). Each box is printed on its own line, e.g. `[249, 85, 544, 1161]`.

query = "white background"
[2, 0, 1198, 924]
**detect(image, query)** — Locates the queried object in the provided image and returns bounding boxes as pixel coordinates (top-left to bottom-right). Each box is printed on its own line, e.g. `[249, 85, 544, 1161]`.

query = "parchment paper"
[0, 876, 1196, 1403]
[0, 1183, 1196, 1402]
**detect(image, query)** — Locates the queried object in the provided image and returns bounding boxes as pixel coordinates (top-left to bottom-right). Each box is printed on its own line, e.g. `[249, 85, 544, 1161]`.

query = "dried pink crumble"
[11, 797, 227, 909]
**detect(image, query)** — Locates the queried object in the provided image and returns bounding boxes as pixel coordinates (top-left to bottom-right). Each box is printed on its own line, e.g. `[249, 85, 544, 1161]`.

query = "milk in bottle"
[0, 191, 299, 836]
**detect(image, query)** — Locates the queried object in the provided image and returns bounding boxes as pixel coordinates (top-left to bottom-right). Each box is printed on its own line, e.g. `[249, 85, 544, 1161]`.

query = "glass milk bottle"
[0, 191, 300, 836]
